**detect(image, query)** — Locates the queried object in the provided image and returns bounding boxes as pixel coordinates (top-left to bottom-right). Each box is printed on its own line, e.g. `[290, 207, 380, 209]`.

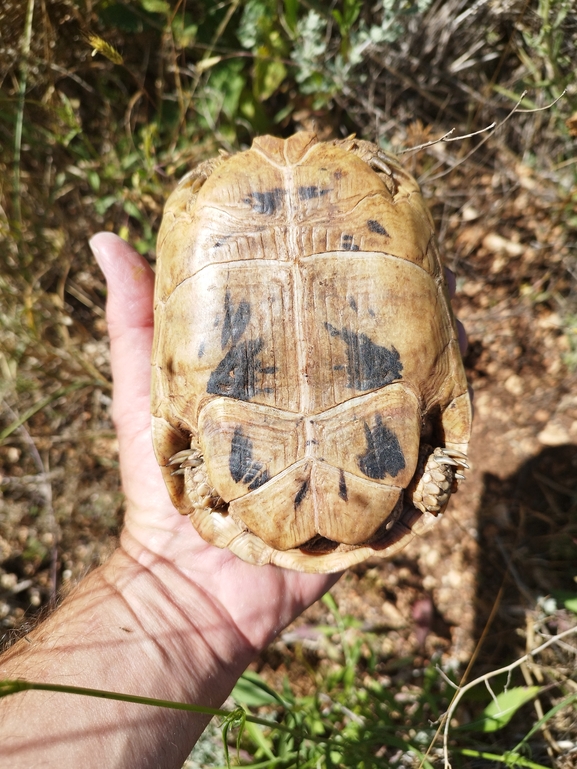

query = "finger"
[89, 232, 155, 437]
[90, 233, 178, 520]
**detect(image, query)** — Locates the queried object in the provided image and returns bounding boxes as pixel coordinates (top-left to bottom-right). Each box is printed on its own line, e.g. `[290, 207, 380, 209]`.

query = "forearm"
[0, 546, 254, 769]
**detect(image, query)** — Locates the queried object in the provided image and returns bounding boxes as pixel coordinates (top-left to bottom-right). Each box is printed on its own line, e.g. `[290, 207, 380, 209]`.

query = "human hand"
[90, 232, 338, 655]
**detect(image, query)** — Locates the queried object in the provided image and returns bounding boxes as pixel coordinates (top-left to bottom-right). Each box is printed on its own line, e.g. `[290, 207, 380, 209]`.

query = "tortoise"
[151, 131, 472, 573]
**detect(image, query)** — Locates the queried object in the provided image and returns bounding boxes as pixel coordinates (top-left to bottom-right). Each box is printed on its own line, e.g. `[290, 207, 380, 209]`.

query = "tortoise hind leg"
[409, 445, 469, 516]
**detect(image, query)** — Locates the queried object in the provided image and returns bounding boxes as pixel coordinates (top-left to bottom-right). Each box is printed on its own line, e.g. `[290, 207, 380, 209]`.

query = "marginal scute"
[152, 132, 472, 572]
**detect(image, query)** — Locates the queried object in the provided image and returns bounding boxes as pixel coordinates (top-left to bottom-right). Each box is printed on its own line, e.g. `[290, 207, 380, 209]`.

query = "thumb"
[89, 232, 155, 441]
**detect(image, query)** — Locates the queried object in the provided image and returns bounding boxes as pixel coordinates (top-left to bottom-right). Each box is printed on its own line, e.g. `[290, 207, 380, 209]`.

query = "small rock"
[0, 573, 17, 590]
[483, 232, 525, 256]
[442, 570, 462, 588]
[504, 374, 524, 396]
[6, 447, 21, 463]
[422, 575, 437, 591]
[537, 421, 570, 446]
[461, 205, 480, 221]
[0, 537, 11, 562]
[380, 601, 407, 629]
[12, 579, 33, 594]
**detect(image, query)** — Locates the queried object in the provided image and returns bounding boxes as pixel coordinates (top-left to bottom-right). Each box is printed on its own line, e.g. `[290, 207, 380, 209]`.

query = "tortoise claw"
[435, 456, 459, 467]
[441, 448, 470, 469]
[167, 448, 203, 474]
[369, 155, 393, 176]
[167, 448, 201, 465]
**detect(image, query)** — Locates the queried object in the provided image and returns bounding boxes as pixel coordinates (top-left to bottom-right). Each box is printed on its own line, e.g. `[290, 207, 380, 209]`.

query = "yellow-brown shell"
[151, 132, 472, 573]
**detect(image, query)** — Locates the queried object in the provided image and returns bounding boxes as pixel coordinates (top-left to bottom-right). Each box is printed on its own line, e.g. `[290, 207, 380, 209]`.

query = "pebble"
[537, 421, 570, 446]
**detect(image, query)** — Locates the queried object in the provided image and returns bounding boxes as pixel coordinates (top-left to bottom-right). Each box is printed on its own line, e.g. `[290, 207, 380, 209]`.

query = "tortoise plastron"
[151, 131, 472, 573]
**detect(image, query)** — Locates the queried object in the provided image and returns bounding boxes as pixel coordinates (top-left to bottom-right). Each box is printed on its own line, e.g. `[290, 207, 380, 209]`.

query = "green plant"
[223, 613, 577, 768]
[516, 0, 575, 94]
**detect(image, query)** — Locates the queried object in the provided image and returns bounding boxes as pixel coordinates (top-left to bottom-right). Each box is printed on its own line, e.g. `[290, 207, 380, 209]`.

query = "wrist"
[101, 542, 255, 702]
[0, 543, 254, 769]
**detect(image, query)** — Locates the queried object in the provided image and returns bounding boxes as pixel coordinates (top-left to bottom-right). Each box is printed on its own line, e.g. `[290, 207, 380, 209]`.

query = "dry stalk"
[439, 625, 577, 768]
[411, 90, 566, 182]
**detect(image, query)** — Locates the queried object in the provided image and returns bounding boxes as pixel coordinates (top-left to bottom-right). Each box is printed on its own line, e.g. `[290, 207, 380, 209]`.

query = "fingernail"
[89, 235, 101, 257]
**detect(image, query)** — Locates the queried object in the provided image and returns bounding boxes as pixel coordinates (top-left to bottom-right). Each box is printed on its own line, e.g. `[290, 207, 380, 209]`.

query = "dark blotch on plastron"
[164, 357, 175, 375]
[367, 219, 389, 236]
[294, 477, 310, 509]
[197, 341, 205, 359]
[214, 234, 232, 248]
[229, 427, 252, 483]
[338, 469, 348, 501]
[207, 338, 265, 401]
[348, 297, 358, 312]
[229, 427, 270, 490]
[358, 414, 405, 479]
[248, 470, 270, 491]
[341, 234, 360, 251]
[326, 324, 340, 338]
[244, 188, 284, 215]
[325, 323, 403, 390]
[221, 292, 250, 348]
[298, 185, 331, 200]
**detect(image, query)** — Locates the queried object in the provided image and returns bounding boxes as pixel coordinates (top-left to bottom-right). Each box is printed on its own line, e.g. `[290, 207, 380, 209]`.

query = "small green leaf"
[479, 686, 540, 733]
[322, 593, 339, 614]
[565, 596, 577, 613]
[87, 170, 100, 192]
[140, 0, 170, 14]
[94, 195, 118, 215]
[243, 721, 276, 759]
[284, 0, 298, 31]
[171, 19, 197, 49]
[202, 60, 246, 123]
[123, 200, 142, 220]
[256, 59, 287, 100]
[232, 671, 287, 707]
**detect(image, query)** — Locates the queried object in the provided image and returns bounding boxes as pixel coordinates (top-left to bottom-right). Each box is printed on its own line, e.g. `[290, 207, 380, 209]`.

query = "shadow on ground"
[474, 443, 577, 667]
